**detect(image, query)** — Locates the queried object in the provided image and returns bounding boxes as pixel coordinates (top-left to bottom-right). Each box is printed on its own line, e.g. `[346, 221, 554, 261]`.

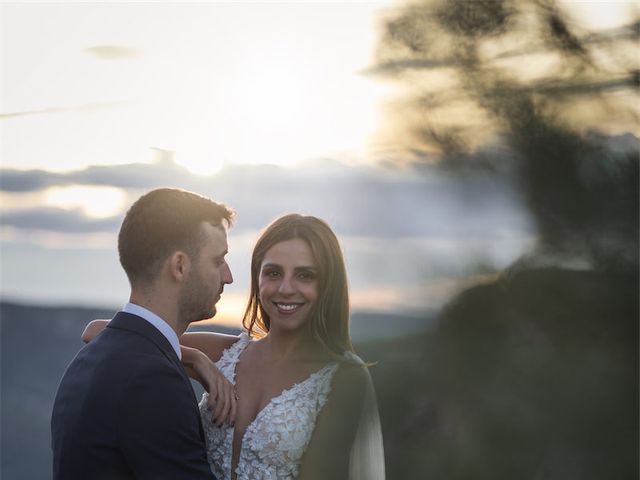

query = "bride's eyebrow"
[295, 266, 317, 272]
[260, 264, 317, 271]
[260, 263, 281, 269]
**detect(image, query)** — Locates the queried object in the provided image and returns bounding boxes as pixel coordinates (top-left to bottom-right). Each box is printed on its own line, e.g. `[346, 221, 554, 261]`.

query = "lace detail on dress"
[199, 333, 251, 479]
[198, 333, 339, 480]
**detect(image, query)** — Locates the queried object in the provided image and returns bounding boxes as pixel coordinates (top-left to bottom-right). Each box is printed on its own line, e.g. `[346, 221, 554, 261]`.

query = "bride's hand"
[181, 346, 237, 427]
[82, 319, 109, 343]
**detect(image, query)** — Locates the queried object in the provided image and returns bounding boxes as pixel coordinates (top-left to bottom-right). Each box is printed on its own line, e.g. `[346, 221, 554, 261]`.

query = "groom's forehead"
[201, 222, 228, 252]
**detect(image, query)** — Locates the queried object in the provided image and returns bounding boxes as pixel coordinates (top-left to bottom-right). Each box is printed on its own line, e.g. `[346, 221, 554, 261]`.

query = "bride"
[85, 214, 385, 480]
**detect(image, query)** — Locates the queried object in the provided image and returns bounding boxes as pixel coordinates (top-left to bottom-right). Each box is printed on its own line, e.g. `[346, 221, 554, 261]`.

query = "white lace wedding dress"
[198, 333, 385, 480]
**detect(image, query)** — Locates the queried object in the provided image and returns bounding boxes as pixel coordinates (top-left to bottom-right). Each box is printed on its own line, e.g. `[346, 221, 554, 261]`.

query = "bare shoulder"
[331, 360, 368, 398]
[179, 331, 241, 363]
[299, 361, 369, 479]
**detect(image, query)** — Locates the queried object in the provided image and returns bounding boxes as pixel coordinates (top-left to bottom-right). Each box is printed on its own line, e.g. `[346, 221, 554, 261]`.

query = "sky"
[2, 2, 390, 173]
[0, 1, 636, 327]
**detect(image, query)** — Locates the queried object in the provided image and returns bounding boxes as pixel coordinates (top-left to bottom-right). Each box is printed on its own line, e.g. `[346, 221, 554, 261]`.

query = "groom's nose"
[221, 263, 233, 285]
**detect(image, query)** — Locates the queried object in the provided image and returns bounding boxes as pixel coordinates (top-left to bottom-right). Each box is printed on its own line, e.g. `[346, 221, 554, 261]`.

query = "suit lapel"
[107, 311, 205, 441]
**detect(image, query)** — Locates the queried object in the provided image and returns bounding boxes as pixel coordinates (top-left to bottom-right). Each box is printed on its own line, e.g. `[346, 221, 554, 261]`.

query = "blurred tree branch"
[369, 4, 638, 480]
[373, 0, 639, 270]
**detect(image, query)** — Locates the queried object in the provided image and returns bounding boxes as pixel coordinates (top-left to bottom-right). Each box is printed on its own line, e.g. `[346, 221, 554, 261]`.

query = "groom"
[51, 188, 234, 479]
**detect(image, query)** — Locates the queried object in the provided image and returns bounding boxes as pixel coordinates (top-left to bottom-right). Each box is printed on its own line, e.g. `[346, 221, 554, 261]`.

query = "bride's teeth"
[277, 303, 298, 311]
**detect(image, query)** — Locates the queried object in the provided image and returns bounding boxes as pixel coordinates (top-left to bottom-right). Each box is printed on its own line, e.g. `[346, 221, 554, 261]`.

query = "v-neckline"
[227, 335, 336, 477]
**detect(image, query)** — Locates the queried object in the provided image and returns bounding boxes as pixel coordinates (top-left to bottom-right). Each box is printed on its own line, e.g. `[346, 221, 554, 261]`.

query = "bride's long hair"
[242, 214, 354, 356]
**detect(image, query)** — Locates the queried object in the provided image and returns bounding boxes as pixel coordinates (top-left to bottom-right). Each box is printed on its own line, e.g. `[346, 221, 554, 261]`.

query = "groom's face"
[180, 222, 233, 322]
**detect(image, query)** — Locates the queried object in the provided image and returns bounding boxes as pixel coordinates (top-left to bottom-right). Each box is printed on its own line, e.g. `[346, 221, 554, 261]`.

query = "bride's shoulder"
[332, 357, 368, 398]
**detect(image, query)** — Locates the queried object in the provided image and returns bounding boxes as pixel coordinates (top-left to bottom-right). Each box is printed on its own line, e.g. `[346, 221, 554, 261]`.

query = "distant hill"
[0, 301, 241, 479]
[0, 300, 430, 479]
[1, 302, 118, 479]
[6, 267, 629, 480]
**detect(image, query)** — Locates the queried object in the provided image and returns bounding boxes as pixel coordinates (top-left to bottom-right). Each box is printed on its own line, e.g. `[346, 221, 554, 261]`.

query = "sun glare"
[135, 5, 386, 176]
[2, 3, 387, 176]
[198, 292, 246, 328]
[561, 1, 634, 30]
[165, 52, 384, 176]
[43, 185, 126, 218]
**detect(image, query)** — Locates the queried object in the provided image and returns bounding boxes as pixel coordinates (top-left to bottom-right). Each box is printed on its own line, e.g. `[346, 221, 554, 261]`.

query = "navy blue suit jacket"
[51, 312, 215, 479]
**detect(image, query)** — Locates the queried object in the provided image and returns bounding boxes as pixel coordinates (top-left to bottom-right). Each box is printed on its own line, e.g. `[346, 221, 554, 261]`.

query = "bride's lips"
[273, 302, 305, 315]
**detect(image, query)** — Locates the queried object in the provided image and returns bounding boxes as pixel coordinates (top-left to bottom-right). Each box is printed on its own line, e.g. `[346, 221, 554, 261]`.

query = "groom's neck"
[128, 291, 181, 336]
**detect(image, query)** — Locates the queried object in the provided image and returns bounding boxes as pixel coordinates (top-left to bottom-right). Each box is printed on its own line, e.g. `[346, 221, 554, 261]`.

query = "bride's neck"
[261, 329, 326, 363]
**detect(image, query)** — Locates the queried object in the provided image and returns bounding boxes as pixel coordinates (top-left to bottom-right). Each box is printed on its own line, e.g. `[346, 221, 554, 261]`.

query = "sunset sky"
[1, 1, 635, 326]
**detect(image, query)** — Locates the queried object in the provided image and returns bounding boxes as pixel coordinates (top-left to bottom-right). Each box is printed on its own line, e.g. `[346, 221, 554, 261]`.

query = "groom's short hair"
[118, 188, 234, 287]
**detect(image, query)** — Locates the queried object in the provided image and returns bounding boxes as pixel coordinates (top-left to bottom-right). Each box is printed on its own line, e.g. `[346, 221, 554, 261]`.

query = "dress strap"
[342, 351, 366, 365]
[215, 332, 252, 383]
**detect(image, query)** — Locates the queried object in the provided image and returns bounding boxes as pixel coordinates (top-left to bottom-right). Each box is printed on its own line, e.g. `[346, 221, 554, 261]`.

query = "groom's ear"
[168, 251, 191, 282]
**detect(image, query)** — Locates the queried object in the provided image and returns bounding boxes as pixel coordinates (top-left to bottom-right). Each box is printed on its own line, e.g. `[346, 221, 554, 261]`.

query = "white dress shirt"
[122, 302, 182, 360]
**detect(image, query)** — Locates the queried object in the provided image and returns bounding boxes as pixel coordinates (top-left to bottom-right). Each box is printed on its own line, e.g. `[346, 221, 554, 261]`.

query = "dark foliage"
[369, 1, 639, 478]
[366, 267, 638, 479]
[374, 0, 639, 268]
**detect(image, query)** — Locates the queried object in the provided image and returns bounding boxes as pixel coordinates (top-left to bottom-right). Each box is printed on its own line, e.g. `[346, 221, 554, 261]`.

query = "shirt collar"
[122, 303, 182, 360]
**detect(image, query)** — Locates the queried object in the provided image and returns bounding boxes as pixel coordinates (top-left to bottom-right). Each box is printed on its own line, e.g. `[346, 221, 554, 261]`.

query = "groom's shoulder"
[73, 324, 176, 382]
[75, 335, 185, 398]
[96, 328, 175, 368]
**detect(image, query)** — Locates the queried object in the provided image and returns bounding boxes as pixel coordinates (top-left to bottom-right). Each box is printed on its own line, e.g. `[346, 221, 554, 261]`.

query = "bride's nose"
[277, 275, 295, 295]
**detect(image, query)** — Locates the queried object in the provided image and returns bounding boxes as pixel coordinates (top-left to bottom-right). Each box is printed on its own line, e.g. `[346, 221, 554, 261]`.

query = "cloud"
[0, 169, 58, 192]
[0, 155, 535, 238]
[0, 207, 121, 233]
[349, 272, 502, 313]
[83, 45, 142, 60]
[0, 154, 542, 312]
[0, 160, 203, 192]
[0, 101, 133, 120]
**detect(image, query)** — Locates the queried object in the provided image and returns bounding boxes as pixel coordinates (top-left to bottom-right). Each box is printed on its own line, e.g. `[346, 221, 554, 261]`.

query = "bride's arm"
[180, 344, 237, 427]
[81, 320, 238, 366]
[81, 320, 239, 426]
[81, 319, 109, 343]
[179, 331, 238, 364]
[179, 332, 240, 426]
[298, 363, 368, 480]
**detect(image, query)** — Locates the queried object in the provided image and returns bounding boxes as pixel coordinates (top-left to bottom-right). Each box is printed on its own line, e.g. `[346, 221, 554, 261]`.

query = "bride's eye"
[262, 268, 281, 279]
[298, 270, 317, 281]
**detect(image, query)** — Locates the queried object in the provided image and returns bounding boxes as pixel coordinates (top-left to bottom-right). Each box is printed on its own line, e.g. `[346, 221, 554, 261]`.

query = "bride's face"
[258, 238, 319, 333]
